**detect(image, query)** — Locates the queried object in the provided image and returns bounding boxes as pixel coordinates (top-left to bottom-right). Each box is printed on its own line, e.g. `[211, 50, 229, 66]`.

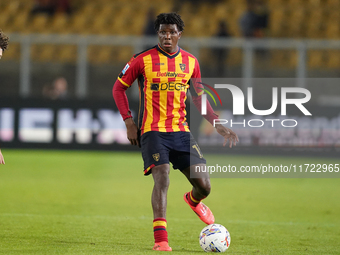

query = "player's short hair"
[0, 29, 9, 51]
[154, 13, 185, 32]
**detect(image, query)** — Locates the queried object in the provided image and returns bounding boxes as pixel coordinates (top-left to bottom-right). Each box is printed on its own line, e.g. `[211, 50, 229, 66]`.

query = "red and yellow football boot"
[184, 192, 215, 225]
[153, 241, 172, 251]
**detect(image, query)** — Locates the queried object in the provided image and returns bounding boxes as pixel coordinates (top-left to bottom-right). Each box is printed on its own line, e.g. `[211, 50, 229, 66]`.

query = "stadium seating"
[28, 14, 50, 33]
[2, 43, 20, 61]
[49, 14, 70, 34]
[0, 0, 339, 68]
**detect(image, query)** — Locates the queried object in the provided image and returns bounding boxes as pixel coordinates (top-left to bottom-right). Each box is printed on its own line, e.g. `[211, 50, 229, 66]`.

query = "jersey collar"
[157, 44, 180, 59]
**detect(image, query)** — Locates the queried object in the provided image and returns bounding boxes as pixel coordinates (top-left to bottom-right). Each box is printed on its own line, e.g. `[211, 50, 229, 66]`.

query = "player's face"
[158, 24, 182, 53]
[0, 48, 2, 59]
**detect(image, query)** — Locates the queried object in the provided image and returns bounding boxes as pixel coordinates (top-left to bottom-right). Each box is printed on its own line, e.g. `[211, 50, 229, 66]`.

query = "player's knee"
[152, 164, 170, 188]
[158, 174, 170, 188]
[203, 185, 211, 197]
[198, 181, 211, 197]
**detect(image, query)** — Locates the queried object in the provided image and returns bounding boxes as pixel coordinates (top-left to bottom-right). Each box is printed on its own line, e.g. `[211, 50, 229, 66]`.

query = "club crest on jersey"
[179, 63, 186, 72]
[153, 153, 160, 161]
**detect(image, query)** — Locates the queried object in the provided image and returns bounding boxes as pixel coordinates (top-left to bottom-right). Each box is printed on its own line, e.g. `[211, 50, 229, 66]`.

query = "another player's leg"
[151, 164, 172, 251]
[181, 164, 215, 225]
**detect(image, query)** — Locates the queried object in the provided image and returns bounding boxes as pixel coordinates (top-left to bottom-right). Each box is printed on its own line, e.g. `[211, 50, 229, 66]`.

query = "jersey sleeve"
[190, 59, 204, 97]
[112, 79, 133, 121]
[190, 58, 219, 125]
[117, 55, 142, 87]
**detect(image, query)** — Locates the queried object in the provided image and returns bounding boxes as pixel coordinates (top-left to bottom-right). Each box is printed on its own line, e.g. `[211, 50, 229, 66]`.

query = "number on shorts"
[192, 144, 203, 158]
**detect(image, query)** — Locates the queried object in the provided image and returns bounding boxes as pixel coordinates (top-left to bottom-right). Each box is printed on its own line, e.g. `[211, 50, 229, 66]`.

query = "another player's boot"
[153, 241, 172, 251]
[184, 191, 215, 225]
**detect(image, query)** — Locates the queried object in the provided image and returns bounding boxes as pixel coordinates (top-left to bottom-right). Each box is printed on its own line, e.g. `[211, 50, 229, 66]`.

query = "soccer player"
[0, 149, 4, 165]
[0, 29, 9, 165]
[112, 13, 238, 251]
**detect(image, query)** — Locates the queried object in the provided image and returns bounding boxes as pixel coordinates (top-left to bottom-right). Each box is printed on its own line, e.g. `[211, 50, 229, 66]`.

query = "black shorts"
[141, 131, 206, 175]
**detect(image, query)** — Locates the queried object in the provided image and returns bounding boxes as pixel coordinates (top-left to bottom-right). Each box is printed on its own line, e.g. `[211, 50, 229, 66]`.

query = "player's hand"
[0, 150, 5, 164]
[215, 124, 239, 148]
[124, 118, 140, 148]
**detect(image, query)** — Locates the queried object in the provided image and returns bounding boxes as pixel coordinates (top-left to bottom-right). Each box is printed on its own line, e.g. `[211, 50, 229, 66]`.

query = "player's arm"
[190, 60, 239, 148]
[0, 149, 5, 164]
[112, 56, 141, 147]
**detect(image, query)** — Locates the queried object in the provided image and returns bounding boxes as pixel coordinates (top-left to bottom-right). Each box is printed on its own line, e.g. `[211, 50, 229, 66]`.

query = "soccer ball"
[199, 224, 231, 252]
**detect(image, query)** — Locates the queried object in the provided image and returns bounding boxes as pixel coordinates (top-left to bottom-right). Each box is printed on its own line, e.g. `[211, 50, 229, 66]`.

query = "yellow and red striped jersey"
[118, 44, 203, 135]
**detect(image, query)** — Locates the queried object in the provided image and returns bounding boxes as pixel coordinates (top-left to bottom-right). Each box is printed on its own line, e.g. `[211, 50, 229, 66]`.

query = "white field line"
[0, 213, 337, 227]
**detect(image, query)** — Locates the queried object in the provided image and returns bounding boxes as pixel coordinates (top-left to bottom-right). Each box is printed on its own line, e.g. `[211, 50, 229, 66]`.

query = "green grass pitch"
[0, 150, 339, 254]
